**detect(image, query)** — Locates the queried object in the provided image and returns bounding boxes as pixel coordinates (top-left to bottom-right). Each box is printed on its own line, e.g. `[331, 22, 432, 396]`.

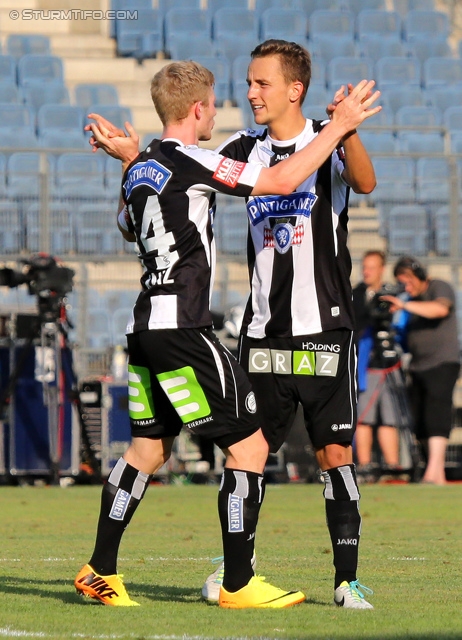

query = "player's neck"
[267, 112, 307, 142]
[162, 120, 198, 146]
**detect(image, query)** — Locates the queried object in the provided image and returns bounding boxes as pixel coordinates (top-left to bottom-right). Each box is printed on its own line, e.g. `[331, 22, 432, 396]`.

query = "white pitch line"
[0, 631, 283, 640]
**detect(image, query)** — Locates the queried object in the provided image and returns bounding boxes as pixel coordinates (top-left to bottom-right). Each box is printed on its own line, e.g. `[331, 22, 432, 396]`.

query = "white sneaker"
[334, 580, 374, 609]
[201, 553, 257, 603]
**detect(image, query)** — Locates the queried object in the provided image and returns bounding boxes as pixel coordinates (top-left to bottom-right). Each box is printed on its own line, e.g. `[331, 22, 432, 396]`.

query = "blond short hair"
[150, 61, 215, 126]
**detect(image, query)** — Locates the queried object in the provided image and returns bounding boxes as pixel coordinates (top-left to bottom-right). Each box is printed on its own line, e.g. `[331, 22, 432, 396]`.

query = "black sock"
[218, 468, 264, 593]
[322, 464, 361, 589]
[89, 458, 151, 575]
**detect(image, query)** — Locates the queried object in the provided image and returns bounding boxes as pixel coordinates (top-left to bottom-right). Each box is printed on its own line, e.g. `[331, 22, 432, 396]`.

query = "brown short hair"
[363, 250, 386, 266]
[250, 39, 311, 104]
[151, 61, 214, 126]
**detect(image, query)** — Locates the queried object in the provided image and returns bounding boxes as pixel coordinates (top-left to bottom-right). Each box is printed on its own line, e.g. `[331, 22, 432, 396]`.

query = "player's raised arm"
[251, 79, 381, 196]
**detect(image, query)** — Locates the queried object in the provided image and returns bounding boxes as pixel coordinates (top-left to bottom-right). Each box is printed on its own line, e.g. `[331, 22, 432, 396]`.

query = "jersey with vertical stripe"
[216, 120, 355, 339]
[122, 138, 262, 333]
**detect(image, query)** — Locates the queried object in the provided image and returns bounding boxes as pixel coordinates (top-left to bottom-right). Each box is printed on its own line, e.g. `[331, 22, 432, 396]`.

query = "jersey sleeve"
[175, 144, 263, 197]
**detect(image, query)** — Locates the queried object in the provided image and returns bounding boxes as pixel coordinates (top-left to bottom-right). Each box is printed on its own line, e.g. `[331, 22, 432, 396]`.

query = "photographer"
[352, 251, 409, 482]
[380, 256, 460, 485]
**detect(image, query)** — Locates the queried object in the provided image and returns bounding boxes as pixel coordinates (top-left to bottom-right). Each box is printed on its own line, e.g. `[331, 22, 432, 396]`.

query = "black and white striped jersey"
[122, 138, 261, 333]
[216, 120, 355, 339]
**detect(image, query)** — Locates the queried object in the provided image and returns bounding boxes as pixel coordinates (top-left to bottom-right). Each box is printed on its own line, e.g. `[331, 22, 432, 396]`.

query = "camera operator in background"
[352, 251, 409, 483]
[380, 256, 460, 485]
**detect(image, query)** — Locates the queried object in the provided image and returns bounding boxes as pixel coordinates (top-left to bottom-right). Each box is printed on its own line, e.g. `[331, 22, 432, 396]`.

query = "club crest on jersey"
[123, 159, 172, 198]
[272, 222, 294, 254]
[247, 191, 318, 226]
[213, 157, 246, 187]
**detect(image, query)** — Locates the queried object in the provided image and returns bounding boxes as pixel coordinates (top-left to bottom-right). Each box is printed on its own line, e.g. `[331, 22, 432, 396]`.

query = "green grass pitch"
[0, 482, 461, 639]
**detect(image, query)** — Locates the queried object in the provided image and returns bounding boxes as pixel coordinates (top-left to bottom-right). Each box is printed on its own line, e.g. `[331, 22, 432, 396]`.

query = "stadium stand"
[0, 80, 19, 104]
[308, 10, 355, 39]
[193, 55, 230, 105]
[387, 204, 429, 255]
[327, 56, 374, 91]
[375, 55, 421, 88]
[74, 84, 119, 108]
[355, 9, 402, 41]
[260, 8, 308, 42]
[0, 55, 16, 83]
[17, 54, 64, 86]
[116, 9, 163, 60]
[0, 200, 22, 254]
[423, 57, 462, 88]
[311, 35, 357, 63]
[6, 34, 51, 58]
[357, 34, 406, 61]
[21, 84, 70, 111]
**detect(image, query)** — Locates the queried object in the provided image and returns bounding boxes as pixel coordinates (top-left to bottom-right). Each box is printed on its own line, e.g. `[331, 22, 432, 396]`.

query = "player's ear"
[289, 81, 304, 103]
[194, 101, 203, 120]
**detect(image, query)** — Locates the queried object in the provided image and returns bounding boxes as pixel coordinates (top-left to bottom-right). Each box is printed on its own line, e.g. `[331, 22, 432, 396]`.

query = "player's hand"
[330, 80, 381, 133]
[86, 116, 140, 165]
[85, 113, 127, 152]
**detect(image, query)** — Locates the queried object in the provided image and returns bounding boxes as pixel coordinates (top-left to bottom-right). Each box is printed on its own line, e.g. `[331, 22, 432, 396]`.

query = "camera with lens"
[0, 254, 74, 323]
[367, 283, 404, 368]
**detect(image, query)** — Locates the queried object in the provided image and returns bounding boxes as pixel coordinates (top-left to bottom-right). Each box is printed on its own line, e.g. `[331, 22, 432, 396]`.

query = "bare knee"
[124, 436, 174, 475]
[316, 443, 353, 471]
[224, 429, 269, 474]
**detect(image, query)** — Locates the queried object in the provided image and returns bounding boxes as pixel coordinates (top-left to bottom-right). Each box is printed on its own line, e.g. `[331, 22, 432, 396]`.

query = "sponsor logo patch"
[264, 223, 304, 250]
[213, 157, 246, 187]
[247, 191, 318, 226]
[123, 159, 172, 198]
[228, 494, 244, 532]
[109, 488, 131, 521]
[248, 349, 339, 376]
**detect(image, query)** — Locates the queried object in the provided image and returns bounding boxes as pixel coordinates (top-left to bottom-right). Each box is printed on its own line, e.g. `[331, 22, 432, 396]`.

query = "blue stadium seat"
[396, 131, 444, 153]
[164, 8, 212, 46]
[361, 105, 393, 128]
[395, 105, 441, 128]
[74, 84, 119, 108]
[105, 155, 124, 194]
[359, 131, 397, 152]
[260, 8, 308, 41]
[166, 33, 216, 60]
[371, 156, 415, 205]
[214, 202, 248, 255]
[214, 33, 260, 65]
[76, 203, 125, 254]
[0, 201, 23, 253]
[0, 129, 38, 149]
[0, 80, 20, 104]
[443, 106, 462, 132]
[375, 56, 421, 89]
[25, 201, 74, 254]
[112, 306, 134, 345]
[0, 55, 16, 83]
[311, 35, 356, 64]
[450, 132, 462, 154]
[116, 9, 163, 59]
[7, 34, 51, 58]
[38, 130, 87, 150]
[308, 10, 355, 38]
[403, 10, 450, 41]
[208, 0, 249, 12]
[213, 8, 259, 40]
[423, 58, 462, 88]
[255, 0, 302, 14]
[0, 104, 34, 132]
[348, 0, 387, 13]
[194, 56, 230, 105]
[416, 157, 450, 203]
[231, 55, 251, 91]
[381, 86, 424, 116]
[20, 84, 70, 111]
[0, 153, 7, 197]
[55, 152, 105, 200]
[6, 151, 52, 198]
[394, 0, 435, 15]
[37, 105, 85, 137]
[17, 54, 64, 86]
[110, 0, 156, 37]
[327, 56, 374, 91]
[387, 204, 429, 255]
[86, 105, 133, 131]
[310, 58, 326, 87]
[356, 10, 401, 41]
[425, 86, 462, 115]
[303, 85, 330, 120]
[358, 34, 406, 62]
[158, 0, 202, 12]
[406, 36, 452, 63]
[433, 205, 462, 256]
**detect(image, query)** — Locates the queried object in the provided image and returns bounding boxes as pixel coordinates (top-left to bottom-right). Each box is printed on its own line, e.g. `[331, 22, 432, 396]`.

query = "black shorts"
[409, 362, 460, 440]
[238, 329, 357, 453]
[126, 328, 261, 449]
